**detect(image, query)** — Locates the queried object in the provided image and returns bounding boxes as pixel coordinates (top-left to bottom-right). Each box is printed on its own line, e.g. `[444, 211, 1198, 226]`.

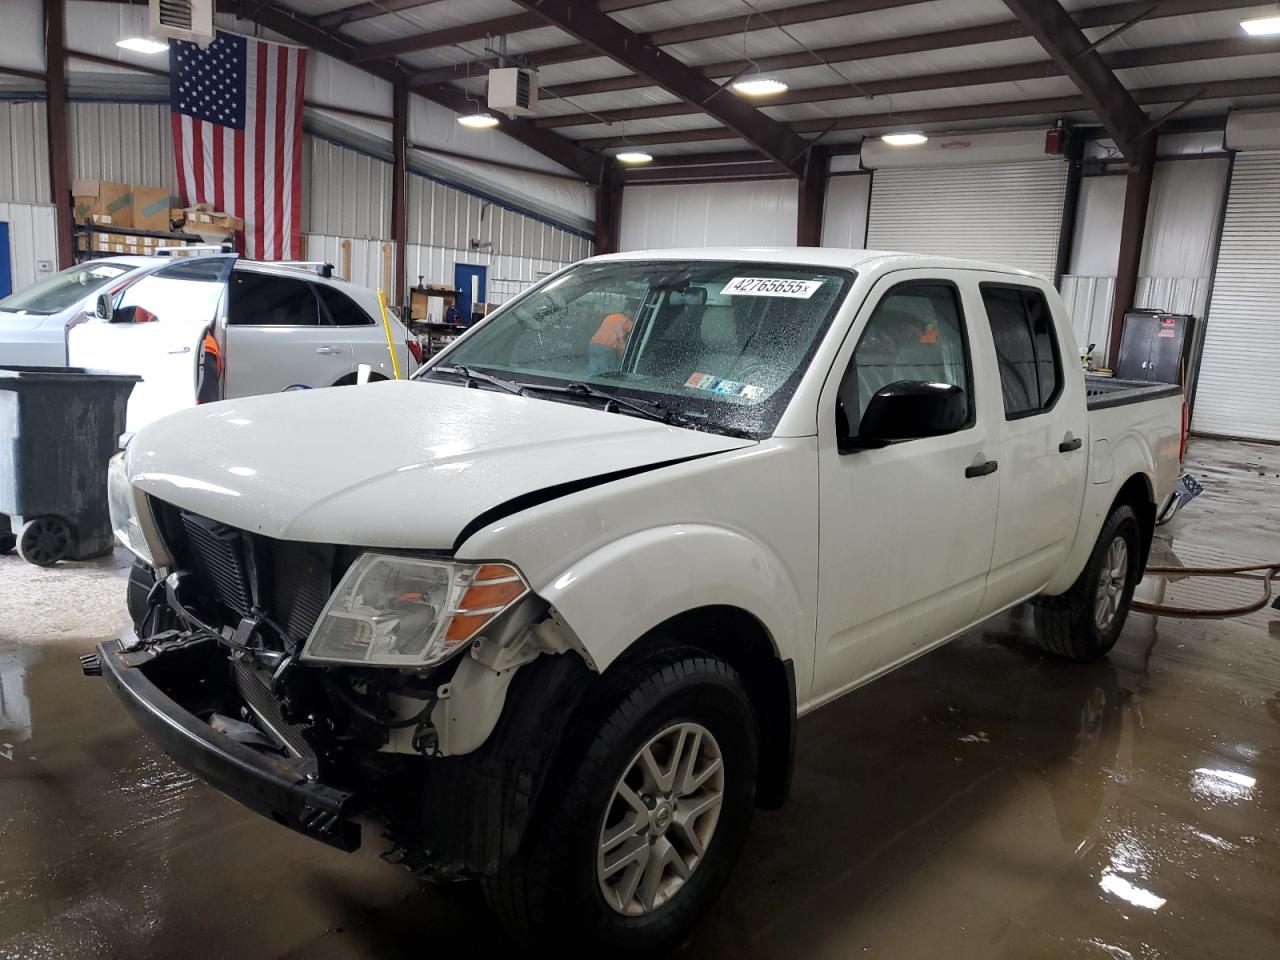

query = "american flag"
[170, 32, 307, 260]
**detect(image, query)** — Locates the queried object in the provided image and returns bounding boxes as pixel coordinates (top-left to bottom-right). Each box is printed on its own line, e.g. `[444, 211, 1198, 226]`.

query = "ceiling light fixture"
[616, 151, 653, 164]
[116, 37, 169, 54]
[1240, 15, 1280, 35]
[731, 76, 789, 97]
[457, 112, 500, 129]
[881, 132, 929, 146]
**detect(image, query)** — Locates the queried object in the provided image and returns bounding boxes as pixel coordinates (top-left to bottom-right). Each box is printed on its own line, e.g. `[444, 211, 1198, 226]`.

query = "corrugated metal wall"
[303, 136, 393, 240]
[619, 179, 799, 250]
[0, 102, 50, 203]
[302, 234, 395, 292]
[68, 101, 176, 189]
[405, 170, 591, 305]
[0, 201, 58, 291]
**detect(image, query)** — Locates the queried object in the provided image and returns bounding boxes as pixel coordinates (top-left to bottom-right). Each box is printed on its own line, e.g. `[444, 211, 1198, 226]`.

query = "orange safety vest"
[590, 312, 633, 354]
[202, 331, 223, 377]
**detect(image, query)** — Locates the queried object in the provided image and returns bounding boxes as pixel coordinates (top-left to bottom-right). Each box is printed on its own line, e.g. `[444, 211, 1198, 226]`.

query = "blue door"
[454, 263, 487, 324]
[0, 222, 11, 299]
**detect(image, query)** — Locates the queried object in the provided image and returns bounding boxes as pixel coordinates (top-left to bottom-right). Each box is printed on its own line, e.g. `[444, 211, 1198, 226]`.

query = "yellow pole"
[376, 287, 403, 380]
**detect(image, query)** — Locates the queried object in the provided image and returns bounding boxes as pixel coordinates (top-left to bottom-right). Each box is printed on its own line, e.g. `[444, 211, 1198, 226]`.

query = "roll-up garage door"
[1192, 151, 1280, 442]
[866, 160, 1069, 278]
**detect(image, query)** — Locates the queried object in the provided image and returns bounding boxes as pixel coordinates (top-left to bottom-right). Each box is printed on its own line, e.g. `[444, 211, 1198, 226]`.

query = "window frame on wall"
[978, 281, 1063, 420]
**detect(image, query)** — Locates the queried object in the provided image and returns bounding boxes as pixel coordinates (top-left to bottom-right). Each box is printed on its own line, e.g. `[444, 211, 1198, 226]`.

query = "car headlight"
[108, 453, 171, 568]
[301, 554, 530, 668]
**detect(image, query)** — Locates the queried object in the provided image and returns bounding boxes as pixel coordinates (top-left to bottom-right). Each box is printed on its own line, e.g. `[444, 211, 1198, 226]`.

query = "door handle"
[965, 460, 998, 479]
[315, 346, 340, 355]
[167, 346, 191, 354]
[1059, 437, 1083, 453]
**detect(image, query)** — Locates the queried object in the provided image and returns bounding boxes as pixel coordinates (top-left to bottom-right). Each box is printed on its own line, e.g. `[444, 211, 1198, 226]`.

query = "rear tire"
[483, 648, 757, 957]
[1032, 504, 1142, 662]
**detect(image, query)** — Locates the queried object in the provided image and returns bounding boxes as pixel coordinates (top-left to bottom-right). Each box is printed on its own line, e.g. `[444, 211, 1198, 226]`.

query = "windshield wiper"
[521, 381, 704, 429]
[430, 364, 524, 395]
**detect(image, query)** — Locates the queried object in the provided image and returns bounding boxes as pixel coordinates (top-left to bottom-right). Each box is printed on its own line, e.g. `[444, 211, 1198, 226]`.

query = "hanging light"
[731, 76, 789, 97]
[1240, 15, 1280, 35]
[616, 151, 653, 164]
[116, 37, 169, 54]
[457, 112, 500, 129]
[881, 132, 928, 146]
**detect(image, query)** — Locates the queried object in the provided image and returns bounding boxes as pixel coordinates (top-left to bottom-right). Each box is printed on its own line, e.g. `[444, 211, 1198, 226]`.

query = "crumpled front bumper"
[91, 634, 361, 851]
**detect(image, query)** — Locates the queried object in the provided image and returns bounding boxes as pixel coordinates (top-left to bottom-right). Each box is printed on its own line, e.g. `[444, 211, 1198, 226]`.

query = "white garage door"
[866, 160, 1069, 278]
[1193, 151, 1280, 442]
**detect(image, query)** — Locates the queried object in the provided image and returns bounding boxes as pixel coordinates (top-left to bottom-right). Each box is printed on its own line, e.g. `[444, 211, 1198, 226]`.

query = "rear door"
[314, 283, 395, 379]
[975, 278, 1088, 614]
[814, 271, 1001, 699]
[68, 257, 229, 432]
[223, 270, 352, 396]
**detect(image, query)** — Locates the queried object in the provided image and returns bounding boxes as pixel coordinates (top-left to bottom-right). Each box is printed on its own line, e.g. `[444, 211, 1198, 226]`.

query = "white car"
[0, 258, 159, 366]
[95, 248, 1183, 955]
[3, 254, 417, 433]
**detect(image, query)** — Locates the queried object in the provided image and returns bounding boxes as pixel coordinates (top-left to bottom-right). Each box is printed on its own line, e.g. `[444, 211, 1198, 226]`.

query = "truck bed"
[1084, 374, 1182, 410]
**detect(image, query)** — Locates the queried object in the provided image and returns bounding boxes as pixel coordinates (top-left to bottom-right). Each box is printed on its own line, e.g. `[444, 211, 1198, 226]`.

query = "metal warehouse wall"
[619, 180, 799, 250]
[1059, 157, 1229, 362]
[68, 101, 176, 191]
[0, 102, 50, 204]
[302, 135, 393, 240]
[404, 170, 592, 305]
[0, 201, 58, 291]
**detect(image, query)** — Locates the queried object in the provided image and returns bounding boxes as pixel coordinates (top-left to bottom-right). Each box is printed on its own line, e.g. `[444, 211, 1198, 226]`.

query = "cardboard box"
[132, 185, 178, 231]
[72, 179, 133, 227]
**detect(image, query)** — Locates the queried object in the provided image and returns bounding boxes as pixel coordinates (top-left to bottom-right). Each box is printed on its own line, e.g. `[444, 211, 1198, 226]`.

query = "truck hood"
[0, 309, 62, 332]
[126, 379, 754, 548]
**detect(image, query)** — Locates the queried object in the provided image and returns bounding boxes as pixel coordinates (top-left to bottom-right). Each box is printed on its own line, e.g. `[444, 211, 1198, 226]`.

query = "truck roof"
[590, 247, 1046, 281]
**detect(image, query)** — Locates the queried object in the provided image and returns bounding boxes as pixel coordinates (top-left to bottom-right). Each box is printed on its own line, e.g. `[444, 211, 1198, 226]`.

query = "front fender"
[539, 523, 809, 683]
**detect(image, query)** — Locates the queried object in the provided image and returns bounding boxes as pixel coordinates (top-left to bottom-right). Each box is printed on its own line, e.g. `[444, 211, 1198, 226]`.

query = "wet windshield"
[423, 260, 853, 437]
[0, 262, 133, 315]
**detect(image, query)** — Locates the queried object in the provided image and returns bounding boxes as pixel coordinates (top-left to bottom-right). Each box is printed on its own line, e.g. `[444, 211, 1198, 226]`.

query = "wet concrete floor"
[1, 437, 1277, 959]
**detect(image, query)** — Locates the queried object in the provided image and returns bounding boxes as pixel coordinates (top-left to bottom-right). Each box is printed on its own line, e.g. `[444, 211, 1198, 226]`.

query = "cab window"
[229, 272, 320, 326]
[839, 281, 973, 437]
[980, 284, 1061, 418]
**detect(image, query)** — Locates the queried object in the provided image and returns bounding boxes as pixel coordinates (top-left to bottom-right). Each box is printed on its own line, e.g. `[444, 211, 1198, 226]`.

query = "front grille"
[167, 507, 338, 649]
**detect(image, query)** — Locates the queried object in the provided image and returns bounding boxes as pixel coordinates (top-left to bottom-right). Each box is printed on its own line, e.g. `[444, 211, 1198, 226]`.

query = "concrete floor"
[1, 437, 1276, 959]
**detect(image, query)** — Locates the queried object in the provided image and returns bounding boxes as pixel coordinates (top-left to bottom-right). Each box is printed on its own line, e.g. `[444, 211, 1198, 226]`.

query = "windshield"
[425, 260, 853, 437]
[0, 262, 134, 315]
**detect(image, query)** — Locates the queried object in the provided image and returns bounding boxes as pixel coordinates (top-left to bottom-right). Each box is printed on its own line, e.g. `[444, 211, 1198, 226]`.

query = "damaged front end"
[89, 484, 591, 872]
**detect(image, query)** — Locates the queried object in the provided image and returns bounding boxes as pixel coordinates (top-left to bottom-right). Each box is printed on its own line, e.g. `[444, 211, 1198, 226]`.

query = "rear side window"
[980, 284, 1061, 417]
[229, 272, 319, 326]
[317, 285, 374, 326]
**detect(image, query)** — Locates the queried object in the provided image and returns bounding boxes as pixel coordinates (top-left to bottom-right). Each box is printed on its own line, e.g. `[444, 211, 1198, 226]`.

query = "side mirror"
[844, 380, 967, 450]
[95, 293, 111, 320]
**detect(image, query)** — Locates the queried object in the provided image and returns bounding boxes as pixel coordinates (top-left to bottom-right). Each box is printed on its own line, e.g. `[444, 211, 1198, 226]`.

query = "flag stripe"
[255, 39, 269, 259]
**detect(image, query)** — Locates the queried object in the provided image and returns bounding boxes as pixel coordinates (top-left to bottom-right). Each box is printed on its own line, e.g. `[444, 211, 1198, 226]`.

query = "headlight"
[108, 453, 171, 568]
[301, 554, 530, 668]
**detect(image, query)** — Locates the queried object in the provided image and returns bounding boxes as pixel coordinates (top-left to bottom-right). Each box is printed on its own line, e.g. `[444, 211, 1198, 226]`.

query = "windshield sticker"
[721, 276, 824, 299]
[686, 372, 765, 400]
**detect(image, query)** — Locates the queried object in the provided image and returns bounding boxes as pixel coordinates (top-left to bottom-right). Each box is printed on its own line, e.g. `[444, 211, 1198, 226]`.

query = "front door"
[223, 270, 352, 395]
[68, 257, 228, 433]
[454, 263, 487, 323]
[814, 273, 1000, 701]
[974, 278, 1088, 614]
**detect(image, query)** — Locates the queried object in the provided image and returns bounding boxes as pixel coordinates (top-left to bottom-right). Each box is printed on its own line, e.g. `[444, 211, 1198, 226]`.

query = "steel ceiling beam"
[527, 0, 1254, 102]
[353, 0, 661, 63]
[536, 34, 1280, 130]
[408, 0, 925, 87]
[317, 0, 447, 29]
[509, 0, 814, 176]
[574, 75, 1280, 149]
[216, 2, 604, 181]
[1001, 0, 1149, 156]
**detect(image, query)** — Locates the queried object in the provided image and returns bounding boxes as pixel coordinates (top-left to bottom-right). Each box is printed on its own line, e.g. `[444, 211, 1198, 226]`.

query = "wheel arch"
[606, 605, 796, 811]
[1111, 472, 1156, 570]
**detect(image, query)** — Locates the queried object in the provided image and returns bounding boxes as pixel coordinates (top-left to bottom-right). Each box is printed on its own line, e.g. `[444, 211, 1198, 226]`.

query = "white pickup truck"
[92, 248, 1183, 955]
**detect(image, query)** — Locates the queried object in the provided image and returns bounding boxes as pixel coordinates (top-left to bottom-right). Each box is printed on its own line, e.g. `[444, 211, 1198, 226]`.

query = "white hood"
[126, 380, 753, 548]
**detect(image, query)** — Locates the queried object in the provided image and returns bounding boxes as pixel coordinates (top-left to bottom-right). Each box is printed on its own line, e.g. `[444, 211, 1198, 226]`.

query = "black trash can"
[0, 366, 139, 566]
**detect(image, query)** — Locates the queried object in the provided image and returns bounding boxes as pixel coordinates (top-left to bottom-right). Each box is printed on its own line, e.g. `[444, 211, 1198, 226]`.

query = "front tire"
[1032, 504, 1142, 661]
[484, 648, 757, 956]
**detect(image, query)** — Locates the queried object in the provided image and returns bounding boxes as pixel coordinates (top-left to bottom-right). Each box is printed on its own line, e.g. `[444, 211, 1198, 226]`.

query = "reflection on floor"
[0, 437, 1276, 959]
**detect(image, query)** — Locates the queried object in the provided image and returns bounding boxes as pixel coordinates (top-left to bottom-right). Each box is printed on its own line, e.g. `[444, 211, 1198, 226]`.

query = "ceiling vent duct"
[150, 0, 215, 45]
[487, 67, 539, 116]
